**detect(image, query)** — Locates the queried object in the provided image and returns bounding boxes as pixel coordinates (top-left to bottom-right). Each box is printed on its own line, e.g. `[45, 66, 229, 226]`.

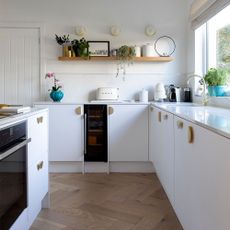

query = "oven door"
[0, 138, 31, 230]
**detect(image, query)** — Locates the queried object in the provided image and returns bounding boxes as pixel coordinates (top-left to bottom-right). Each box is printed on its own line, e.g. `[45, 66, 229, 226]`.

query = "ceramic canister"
[142, 43, 157, 57]
[139, 89, 148, 102]
[134, 46, 141, 57]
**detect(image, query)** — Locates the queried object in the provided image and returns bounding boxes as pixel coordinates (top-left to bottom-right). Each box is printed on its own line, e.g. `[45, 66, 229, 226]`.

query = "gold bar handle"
[75, 106, 82, 115]
[177, 120, 183, 129]
[108, 107, 114, 115]
[36, 116, 43, 124]
[158, 112, 161, 122]
[37, 161, 44, 170]
[188, 126, 194, 144]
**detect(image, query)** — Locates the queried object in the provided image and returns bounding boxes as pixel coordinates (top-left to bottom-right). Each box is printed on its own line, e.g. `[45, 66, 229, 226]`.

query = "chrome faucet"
[187, 74, 208, 106]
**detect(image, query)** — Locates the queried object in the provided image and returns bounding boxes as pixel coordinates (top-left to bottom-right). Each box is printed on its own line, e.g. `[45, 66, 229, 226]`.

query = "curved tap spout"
[187, 74, 208, 106]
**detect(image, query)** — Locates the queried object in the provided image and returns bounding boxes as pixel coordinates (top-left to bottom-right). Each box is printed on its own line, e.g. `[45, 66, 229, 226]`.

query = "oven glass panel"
[0, 146, 27, 230]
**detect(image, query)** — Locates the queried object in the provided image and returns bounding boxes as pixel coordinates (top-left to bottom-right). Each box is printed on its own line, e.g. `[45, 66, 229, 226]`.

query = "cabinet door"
[149, 106, 174, 204]
[174, 116, 230, 230]
[35, 104, 83, 161]
[109, 104, 148, 161]
[27, 111, 48, 166]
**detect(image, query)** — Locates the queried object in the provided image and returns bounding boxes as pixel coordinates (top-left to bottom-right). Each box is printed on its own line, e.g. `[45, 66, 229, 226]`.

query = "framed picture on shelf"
[88, 41, 110, 57]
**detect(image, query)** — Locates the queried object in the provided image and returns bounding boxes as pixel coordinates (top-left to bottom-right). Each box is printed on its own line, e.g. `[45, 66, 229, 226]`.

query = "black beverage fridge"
[84, 104, 108, 162]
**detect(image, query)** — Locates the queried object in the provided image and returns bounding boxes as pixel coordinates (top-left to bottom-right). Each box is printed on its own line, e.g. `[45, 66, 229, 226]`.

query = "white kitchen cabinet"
[149, 105, 174, 204]
[27, 111, 49, 228]
[174, 116, 230, 230]
[35, 104, 83, 161]
[108, 104, 148, 162]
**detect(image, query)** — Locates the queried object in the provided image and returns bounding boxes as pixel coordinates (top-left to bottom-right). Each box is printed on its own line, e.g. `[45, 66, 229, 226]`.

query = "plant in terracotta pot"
[204, 67, 229, 96]
[45, 72, 64, 102]
[116, 45, 135, 80]
[71, 37, 89, 58]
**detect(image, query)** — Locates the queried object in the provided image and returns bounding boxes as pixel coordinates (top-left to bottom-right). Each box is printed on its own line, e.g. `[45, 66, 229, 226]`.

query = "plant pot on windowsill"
[204, 68, 229, 97]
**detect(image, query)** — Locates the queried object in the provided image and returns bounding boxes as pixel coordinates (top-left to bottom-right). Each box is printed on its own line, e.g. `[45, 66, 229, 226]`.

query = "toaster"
[96, 87, 119, 100]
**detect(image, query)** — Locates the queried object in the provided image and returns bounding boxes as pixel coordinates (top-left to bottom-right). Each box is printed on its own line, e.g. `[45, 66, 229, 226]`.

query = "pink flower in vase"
[45, 72, 62, 91]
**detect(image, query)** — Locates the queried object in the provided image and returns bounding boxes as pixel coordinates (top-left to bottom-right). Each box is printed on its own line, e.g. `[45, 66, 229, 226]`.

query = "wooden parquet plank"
[30, 173, 182, 230]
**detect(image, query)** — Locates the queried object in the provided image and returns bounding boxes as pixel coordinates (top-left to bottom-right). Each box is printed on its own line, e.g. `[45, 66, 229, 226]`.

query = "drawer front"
[28, 154, 48, 227]
[27, 112, 48, 167]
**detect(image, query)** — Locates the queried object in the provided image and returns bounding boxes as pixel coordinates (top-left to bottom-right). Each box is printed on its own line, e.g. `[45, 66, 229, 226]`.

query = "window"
[195, 4, 230, 96]
[195, 4, 230, 73]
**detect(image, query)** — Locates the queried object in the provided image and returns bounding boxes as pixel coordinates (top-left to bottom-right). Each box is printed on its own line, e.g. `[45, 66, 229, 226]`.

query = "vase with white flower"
[45, 72, 64, 102]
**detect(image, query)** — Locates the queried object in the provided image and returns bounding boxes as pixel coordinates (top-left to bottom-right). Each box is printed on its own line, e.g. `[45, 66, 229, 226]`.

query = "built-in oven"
[0, 121, 31, 230]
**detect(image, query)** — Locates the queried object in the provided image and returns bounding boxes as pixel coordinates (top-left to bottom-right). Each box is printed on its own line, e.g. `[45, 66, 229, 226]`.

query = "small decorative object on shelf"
[88, 41, 110, 57]
[116, 45, 135, 81]
[45, 72, 64, 102]
[55, 34, 75, 57]
[154, 36, 176, 57]
[71, 37, 89, 58]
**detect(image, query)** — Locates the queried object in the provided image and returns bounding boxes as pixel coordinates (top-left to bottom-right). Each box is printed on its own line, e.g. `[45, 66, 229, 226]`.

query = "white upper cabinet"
[108, 104, 149, 162]
[35, 104, 84, 161]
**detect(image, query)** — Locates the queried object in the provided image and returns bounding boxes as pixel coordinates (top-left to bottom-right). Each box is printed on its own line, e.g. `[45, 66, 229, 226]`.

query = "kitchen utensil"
[96, 87, 119, 100]
[154, 83, 167, 101]
[139, 89, 148, 102]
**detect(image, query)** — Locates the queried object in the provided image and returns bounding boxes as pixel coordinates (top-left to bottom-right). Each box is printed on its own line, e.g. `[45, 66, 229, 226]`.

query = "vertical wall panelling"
[0, 27, 40, 105]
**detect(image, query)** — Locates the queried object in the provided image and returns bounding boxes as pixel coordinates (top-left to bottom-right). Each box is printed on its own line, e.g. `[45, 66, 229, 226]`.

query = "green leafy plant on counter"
[204, 67, 229, 86]
[116, 45, 136, 80]
[71, 37, 89, 58]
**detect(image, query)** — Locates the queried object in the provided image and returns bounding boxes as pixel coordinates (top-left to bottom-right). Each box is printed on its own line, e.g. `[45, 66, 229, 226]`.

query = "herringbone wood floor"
[30, 173, 182, 230]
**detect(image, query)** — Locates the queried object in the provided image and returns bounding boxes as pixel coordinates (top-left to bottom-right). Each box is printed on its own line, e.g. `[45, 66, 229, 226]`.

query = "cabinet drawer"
[27, 112, 48, 166]
[28, 154, 48, 226]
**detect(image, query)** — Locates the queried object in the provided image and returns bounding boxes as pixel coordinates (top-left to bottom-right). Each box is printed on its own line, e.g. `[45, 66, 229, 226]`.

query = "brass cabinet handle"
[177, 120, 183, 129]
[108, 107, 114, 115]
[158, 112, 161, 122]
[36, 116, 43, 124]
[188, 126, 194, 144]
[150, 106, 154, 112]
[163, 114, 168, 120]
[37, 161, 44, 171]
[75, 106, 82, 115]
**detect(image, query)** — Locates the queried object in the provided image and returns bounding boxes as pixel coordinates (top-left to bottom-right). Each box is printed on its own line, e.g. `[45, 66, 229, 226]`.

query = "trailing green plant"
[55, 34, 70, 45]
[204, 67, 229, 86]
[71, 37, 89, 58]
[117, 45, 135, 61]
[116, 45, 136, 80]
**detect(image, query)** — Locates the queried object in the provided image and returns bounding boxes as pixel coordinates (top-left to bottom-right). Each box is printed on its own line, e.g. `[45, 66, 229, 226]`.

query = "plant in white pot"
[204, 67, 229, 96]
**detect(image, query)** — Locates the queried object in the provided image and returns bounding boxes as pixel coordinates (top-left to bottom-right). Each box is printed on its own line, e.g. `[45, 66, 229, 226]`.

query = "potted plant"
[55, 34, 73, 57]
[116, 45, 135, 80]
[71, 37, 89, 58]
[204, 67, 229, 96]
[45, 72, 64, 102]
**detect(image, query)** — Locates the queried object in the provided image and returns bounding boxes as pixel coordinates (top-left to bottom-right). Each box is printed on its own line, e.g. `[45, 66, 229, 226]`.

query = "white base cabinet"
[149, 106, 174, 204]
[174, 116, 230, 230]
[35, 104, 83, 161]
[108, 104, 149, 162]
[27, 111, 49, 228]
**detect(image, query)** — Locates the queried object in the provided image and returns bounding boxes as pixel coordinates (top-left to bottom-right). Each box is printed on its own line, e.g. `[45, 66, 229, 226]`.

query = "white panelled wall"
[0, 0, 189, 103]
[0, 27, 40, 105]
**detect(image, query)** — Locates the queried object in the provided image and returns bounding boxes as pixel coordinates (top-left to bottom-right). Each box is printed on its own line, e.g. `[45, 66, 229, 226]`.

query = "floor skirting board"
[49, 161, 155, 173]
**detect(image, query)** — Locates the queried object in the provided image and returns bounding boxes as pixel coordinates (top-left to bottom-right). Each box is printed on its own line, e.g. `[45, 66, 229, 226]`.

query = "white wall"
[0, 0, 189, 102]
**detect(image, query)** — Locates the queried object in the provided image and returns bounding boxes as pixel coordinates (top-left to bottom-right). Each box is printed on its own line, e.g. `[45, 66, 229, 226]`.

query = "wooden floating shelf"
[58, 56, 173, 62]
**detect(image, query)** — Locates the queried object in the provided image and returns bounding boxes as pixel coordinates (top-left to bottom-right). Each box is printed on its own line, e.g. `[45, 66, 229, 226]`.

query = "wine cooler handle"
[84, 113, 87, 154]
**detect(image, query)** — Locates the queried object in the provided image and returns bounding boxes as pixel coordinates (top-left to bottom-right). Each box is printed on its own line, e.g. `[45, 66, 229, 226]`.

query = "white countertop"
[34, 101, 150, 105]
[152, 102, 230, 139]
[0, 108, 48, 128]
